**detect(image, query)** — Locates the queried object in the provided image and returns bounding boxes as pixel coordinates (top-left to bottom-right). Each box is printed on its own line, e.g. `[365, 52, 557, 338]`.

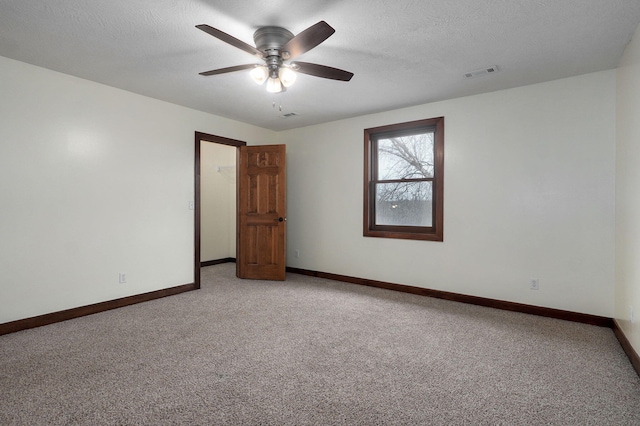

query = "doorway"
[201, 141, 236, 264]
[194, 132, 246, 289]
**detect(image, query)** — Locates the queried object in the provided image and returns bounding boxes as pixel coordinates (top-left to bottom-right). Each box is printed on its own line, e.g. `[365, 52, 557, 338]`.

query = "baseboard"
[201, 257, 236, 267]
[286, 267, 613, 328]
[613, 319, 640, 377]
[5, 267, 634, 376]
[0, 282, 197, 336]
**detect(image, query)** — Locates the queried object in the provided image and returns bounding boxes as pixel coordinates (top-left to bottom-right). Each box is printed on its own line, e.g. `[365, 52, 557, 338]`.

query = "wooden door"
[237, 145, 286, 280]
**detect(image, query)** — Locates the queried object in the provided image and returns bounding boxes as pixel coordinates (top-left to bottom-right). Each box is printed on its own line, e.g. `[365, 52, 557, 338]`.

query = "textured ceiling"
[1, 0, 639, 131]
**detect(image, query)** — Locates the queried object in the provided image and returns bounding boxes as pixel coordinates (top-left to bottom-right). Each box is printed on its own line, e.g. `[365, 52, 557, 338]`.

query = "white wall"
[0, 52, 620, 325]
[201, 142, 236, 261]
[281, 70, 616, 317]
[0, 56, 276, 323]
[616, 22, 640, 353]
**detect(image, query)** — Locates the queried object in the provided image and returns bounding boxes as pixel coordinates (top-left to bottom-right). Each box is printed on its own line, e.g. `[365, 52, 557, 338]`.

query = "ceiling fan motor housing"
[253, 26, 294, 76]
[253, 27, 294, 56]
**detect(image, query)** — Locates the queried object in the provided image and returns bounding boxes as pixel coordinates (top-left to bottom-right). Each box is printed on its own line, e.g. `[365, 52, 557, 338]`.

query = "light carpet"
[1, 263, 639, 425]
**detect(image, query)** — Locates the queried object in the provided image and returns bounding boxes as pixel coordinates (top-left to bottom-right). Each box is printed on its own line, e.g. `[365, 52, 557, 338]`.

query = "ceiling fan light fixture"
[250, 66, 268, 85]
[279, 67, 297, 88]
[266, 76, 283, 93]
[197, 21, 354, 93]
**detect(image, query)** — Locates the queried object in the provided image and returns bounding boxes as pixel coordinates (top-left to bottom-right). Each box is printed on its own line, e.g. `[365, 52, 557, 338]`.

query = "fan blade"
[196, 24, 263, 58]
[293, 61, 354, 81]
[199, 64, 257, 76]
[282, 21, 335, 60]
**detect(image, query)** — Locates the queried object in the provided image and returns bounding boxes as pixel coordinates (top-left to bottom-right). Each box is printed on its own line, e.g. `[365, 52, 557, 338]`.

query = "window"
[363, 117, 444, 241]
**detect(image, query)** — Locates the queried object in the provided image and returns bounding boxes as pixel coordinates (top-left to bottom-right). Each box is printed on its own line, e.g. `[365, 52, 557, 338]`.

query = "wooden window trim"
[363, 117, 444, 241]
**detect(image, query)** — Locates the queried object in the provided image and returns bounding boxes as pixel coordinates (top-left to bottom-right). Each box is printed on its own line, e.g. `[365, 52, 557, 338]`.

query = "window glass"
[377, 131, 434, 180]
[375, 181, 433, 226]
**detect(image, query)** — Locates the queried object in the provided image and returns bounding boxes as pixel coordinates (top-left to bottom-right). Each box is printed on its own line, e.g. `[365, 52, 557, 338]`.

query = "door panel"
[237, 145, 286, 280]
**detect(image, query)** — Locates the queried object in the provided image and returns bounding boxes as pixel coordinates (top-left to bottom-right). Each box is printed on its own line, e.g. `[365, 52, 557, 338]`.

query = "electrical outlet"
[529, 278, 539, 290]
[188, 201, 194, 210]
[119, 273, 127, 284]
[631, 306, 636, 324]
[294, 250, 300, 258]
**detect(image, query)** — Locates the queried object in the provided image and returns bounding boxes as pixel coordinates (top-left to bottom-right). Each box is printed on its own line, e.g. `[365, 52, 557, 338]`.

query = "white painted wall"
[201, 142, 236, 261]
[0, 52, 620, 325]
[0, 56, 276, 323]
[281, 70, 616, 317]
[616, 22, 640, 353]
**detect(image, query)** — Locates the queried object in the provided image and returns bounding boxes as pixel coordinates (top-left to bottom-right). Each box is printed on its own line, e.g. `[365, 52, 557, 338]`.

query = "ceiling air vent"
[464, 65, 500, 78]
[279, 112, 298, 118]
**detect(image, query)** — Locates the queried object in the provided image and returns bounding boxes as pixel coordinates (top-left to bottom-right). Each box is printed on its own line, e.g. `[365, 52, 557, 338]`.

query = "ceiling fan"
[196, 21, 354, 93]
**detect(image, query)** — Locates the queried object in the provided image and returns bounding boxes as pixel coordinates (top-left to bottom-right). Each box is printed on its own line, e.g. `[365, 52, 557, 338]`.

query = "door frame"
[194, 131, 246, 289]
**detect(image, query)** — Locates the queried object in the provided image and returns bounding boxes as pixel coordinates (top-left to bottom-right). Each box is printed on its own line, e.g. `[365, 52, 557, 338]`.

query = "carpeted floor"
[1, 263, 639, 425]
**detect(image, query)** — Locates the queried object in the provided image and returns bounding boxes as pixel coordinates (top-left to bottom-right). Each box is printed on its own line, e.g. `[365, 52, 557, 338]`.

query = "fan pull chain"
[272, 101, 283, 113]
